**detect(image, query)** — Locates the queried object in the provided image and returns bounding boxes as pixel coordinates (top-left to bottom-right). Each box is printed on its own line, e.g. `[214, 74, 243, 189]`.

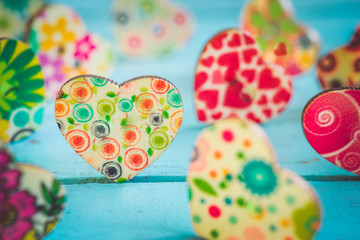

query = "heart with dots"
[188, 118, 322, 240]
[194, 29, 292, 124]
[55, 75, 183, 183]
[0, 143, 66, 240]
[25, 4, 115, 99]
[317, 26, 360, 89]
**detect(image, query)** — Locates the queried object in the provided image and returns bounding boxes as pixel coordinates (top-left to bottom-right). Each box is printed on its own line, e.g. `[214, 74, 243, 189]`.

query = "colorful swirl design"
[118, 99, 133, 112]
[149, 131, 169, 150]
[69, 80, 93, 103]
[55, 99, 70, 118]
[136, 93, 159, 115]
[120, 125, 142, 146]
[167, 88, 182, 108]
[73, 104, 94, 122]
[97, 138, 120, 160]
[91, 77, 108, 87]
[97, 100, 115, 116]
[91, 120, 110, 138]
[151, 78, 170, 94]
[101, 162, 122, 180]
[66, 130, 90, 153]
[340, 153, 360, 172]
[170, 110, 183, 133]
[124, 148, 148, 171]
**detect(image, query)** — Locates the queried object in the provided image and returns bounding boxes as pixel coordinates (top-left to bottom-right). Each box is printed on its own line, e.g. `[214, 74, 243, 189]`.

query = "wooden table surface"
[9, 0, 360, 239]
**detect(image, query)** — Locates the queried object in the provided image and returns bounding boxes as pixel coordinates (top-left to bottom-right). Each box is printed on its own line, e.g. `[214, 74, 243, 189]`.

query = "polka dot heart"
[0, 143, 66, 240]
[302, 88, 360, 174]
[317, 26, 360, 89]
[0, 38, 45, 143]
[241, 0, 320, 76]
[194, 29, 292, 124]
[188, 118, 322, 240]
[112, 0, 194, 58]
[55, 75, 183, 182]
[26, 4, 115, 99]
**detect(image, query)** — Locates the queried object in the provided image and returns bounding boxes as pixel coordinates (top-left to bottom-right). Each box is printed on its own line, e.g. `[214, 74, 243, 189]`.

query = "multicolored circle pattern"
[55, 75, 183, 182]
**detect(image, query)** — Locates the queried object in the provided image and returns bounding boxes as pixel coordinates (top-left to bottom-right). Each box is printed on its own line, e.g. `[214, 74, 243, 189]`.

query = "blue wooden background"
[9, 0, 360, 239]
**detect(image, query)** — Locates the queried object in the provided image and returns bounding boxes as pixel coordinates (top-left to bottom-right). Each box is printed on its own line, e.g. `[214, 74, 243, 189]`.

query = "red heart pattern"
[194, 29, 292, 124]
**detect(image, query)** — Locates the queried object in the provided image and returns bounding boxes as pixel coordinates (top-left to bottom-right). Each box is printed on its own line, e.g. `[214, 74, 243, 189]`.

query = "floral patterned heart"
[194, 29, 292, 124]
[0, 38, 45, 143]
[112, 0, 194, 57]
[302, 88, 360, 174]
[55, 75, 183, 182]
[26, 4, 115, 98]
[0, 143, 66, 240]
[188, 118, 322, 240]
[242, 0, 320, 75]
[317, 26, 360, 89]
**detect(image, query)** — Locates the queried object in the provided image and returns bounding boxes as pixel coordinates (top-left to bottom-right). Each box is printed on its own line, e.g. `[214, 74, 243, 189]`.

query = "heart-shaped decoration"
[0, 38, 45, 143]
[188, 118, 322, 240]
[0, 0, 44, 38]
[55, 75, 183, 182]
[112, 0, 194, 57]
[25, 4, 115, 99]
[0, 144, 66, 239]
[302, 88, 360, 174]
[194, 29, 292, 124]
[242, 0, 320, 75]
[317, 26, 360, 89]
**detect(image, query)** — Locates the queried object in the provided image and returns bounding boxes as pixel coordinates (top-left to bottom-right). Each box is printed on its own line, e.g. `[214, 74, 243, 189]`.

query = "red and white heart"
[55, 75, 183, 182]
[194, 29, 292, 124]
[302, 88, 360, 174]
[188, 118, 322, 240]
[26, 4, 115, 99]
[0, 144, 66, 239]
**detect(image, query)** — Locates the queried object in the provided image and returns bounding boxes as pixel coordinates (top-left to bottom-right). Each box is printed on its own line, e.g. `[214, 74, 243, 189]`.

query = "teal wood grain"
[45, 182, 360, 240]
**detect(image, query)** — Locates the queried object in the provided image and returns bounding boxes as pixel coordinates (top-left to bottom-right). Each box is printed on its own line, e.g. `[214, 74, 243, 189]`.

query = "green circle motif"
[91, 77, 107, 87]
[73, 104, 93, 122]
[167, 89, 182, 108]
[149, 131, 169, 150]
[118, 99, 133, 112]
[97, 100, 115, 116]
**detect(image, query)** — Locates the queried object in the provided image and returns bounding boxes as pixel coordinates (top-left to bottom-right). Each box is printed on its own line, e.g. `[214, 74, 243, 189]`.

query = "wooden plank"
[46, 181, 360, 240]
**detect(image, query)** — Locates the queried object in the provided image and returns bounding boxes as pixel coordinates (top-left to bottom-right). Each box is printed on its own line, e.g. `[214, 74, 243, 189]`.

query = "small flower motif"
[41, 17, 76, 50]
[38, 53, 65, 87]
[0, 191, 37, 240]
[241, 160, 277, 196]
[74, 34, 96, 61]
[0, 148, 20, 201]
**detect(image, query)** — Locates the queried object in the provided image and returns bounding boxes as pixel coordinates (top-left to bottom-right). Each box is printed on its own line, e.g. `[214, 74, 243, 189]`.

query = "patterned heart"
[317, 26, 360, 89]
[188, 118, 322, 240]
[242, 0, 320, 75]
[112, 0, 193, 57]
[194, 29, 292, 124]
[302, 88, 360, 174]
[0, 144, 66, 240]
[55, 75, 183, 182]
[0, 38, 45, 143]
[26, 4, 115, 98]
